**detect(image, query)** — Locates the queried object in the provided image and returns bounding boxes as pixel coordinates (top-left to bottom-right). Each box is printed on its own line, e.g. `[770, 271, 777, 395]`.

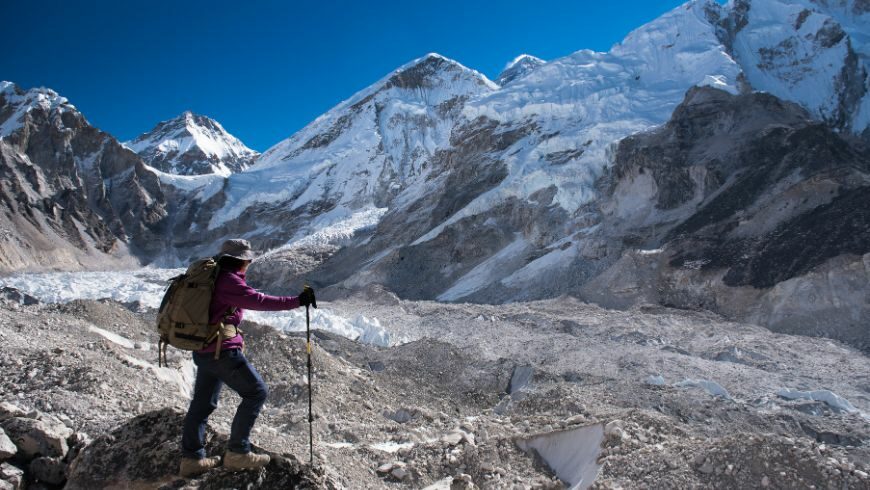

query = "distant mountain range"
[1, 0, 867, 349]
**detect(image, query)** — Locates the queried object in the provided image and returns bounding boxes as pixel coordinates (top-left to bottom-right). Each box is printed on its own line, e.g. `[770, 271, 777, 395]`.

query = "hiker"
[179, 239, 315, 477]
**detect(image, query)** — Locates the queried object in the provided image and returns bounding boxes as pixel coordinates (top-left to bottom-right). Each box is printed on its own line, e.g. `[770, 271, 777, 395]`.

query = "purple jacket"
[198, 269, 300, 353]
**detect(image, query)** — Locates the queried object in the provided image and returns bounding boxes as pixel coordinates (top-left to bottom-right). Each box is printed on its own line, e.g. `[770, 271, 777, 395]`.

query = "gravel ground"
[0, 293, 868, 489]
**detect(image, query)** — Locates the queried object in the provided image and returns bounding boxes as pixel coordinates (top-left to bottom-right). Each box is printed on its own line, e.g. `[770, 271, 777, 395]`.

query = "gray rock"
[390, 466, 409, 480]
[0, 404, 25, 423]
[442, 431, 464, 446]
[450, 473, 476, 490]
[29, 456, 67, 485]
[65, 408, 334, 490]
[0, 463, 23, 490]
[1, 417, 72, 459]
[0, 429, 15, 461]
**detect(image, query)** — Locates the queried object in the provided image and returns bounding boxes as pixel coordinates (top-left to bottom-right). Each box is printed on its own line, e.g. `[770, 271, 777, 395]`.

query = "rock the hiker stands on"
[66, 408, 337, 489]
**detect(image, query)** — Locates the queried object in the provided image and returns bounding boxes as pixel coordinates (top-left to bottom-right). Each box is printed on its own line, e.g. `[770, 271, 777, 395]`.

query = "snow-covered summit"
[126, 111, 257, 177]
[0, 81, 76, 137]
[211, 52, 500, 230]
[724, 0, 870, 131]
[496, 54, 546, 86]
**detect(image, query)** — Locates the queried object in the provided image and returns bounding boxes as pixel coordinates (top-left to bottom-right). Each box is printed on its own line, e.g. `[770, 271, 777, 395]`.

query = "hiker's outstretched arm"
[217, 277, 300, 311]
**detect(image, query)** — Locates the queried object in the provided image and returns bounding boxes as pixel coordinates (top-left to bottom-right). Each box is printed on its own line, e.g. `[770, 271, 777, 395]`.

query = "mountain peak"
[496, 54, 546, 85]
[0, 81, 77, 138]
[384, 52, 499, 92]
[126, 112, 257, 177]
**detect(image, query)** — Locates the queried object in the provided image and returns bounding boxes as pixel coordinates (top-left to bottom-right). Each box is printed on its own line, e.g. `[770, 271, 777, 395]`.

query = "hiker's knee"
[253, 383, 268, 403]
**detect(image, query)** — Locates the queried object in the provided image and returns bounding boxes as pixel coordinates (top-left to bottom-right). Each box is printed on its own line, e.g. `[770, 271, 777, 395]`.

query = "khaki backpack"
[156, 258, 238, 366]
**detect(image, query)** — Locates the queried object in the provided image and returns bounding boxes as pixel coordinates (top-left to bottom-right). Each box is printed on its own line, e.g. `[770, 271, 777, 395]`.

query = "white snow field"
[0, 268, 394, 346]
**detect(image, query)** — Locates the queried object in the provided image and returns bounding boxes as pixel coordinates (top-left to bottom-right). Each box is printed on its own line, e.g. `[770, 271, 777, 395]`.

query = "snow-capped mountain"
[0, 81, 168, 272]
[208, 0, 744, 297]
[496, 54, 545, 85]
[125, 111, 257, 176]
[3, 0, 869, 347]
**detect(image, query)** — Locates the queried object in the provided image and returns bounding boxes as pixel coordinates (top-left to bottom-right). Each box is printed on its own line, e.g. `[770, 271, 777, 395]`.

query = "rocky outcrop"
[65, 408, 336, 489]
[0, 402, 87, 489]
[581, 86, 870, 350]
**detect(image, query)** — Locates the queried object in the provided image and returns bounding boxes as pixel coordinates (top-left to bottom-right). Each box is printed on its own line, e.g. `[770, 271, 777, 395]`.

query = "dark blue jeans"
[181, 348, 268, 459]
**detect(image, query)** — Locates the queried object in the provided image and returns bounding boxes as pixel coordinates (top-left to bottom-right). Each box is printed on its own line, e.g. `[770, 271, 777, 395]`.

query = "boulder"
[0, 463, 23, 490]
[0, 404, 25, 423]
[1, 417, 72, 459]
[450, 473, 476, 490]
[29, 457, 67, 485]
[0, 430, 15, 461]
[66, 408, 337, 489]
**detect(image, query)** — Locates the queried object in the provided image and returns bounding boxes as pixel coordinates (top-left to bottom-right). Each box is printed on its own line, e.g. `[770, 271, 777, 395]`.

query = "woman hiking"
[179, 238, 315, 477]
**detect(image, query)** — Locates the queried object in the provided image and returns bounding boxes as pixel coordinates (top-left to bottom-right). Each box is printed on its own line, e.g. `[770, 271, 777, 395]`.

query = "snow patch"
[88, 326, 137, 350]
[369, 441, 415, 453]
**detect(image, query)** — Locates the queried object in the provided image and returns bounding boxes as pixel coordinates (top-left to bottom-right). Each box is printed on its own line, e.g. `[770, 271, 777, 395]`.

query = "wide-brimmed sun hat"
[217, 238, 257, 261]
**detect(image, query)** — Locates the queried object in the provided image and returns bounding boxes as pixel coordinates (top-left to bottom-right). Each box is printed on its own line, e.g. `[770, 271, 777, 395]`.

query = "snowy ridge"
[728, 0, 870, 131]
[496, 54, 546, 85]
[417, 0, 742, 243]
[0, 81, 75, 137]
[191, 0, 870, 303]
[126, 111, 257, 177]
[209, 53, 498, 230]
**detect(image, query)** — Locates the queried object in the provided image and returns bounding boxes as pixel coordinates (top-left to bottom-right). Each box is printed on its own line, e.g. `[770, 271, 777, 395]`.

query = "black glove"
[299, 285, 316, 308]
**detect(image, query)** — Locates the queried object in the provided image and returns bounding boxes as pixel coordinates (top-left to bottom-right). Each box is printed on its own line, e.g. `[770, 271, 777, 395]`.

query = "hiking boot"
[179, 456, 221, 477]
[223, 450, 270, 471]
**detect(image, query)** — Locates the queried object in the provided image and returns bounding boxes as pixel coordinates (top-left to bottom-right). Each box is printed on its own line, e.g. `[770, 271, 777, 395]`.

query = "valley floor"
[0, 272, 868, 488]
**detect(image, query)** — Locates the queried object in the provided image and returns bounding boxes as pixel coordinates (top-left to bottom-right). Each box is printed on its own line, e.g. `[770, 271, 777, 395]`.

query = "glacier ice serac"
[0, 270, 394, 347]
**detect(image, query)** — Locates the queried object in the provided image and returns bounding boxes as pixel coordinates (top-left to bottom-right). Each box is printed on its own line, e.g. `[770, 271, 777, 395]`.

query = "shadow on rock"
[66, 408, 336, 489]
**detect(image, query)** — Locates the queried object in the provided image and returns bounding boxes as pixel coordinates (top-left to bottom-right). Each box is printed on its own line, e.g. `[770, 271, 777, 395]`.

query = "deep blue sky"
[1, 0, 691, 151]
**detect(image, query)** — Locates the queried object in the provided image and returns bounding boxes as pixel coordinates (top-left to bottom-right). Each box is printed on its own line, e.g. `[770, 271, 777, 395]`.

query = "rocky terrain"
[0, 291, 867, 489]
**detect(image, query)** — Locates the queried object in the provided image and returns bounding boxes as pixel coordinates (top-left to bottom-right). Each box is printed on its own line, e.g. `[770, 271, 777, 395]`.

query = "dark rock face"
[606, 86, 870, 288]
[588, 86, 870, 349]
[66, 408, 335, 490]
[720, 185, 870, 288]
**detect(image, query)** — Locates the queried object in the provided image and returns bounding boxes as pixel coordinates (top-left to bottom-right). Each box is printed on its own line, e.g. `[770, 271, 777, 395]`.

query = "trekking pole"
[305, 287, 317, 465]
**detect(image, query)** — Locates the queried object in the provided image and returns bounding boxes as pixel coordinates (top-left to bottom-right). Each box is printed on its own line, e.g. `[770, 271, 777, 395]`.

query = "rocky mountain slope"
[225, 0, 868, 349]
[125, 111, 257, 176]
[0, 82, 169, 273]
[0, 293, 867, 488]
[581, 86, 870, 349]
[2, 0, 869, 349]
